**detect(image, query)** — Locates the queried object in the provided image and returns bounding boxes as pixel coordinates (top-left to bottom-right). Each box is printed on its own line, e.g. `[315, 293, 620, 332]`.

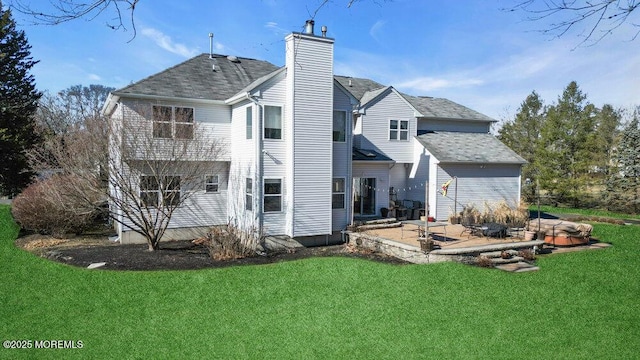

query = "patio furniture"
[402, 219, 448, 240]
[460, 222, 483, 238]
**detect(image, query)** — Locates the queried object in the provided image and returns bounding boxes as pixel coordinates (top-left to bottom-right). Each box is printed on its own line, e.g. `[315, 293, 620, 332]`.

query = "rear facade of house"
[103, 21, 525, 245]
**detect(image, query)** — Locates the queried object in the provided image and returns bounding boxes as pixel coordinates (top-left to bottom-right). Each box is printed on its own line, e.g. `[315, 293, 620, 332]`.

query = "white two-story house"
[103, 20, 525, 245]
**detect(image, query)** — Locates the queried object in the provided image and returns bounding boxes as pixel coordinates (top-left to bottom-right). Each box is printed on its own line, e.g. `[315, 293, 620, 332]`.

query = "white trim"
[204, 174, 219, 193]
[333, 110, 347, 143]
[262, 103, 284, 141]
[332, 177, 346, 209]
[263, 177, 283, 213]
[388, 119, 410, 141]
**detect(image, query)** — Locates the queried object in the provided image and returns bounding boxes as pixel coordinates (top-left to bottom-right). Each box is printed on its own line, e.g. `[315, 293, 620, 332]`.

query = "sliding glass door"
[353, 178, 376, 216]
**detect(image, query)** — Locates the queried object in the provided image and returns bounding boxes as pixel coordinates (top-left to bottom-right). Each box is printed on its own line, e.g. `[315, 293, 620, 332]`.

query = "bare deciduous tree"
[507, 0, 640, 45]
[8, 0, 377, 41]
[29, 99, 226, 251]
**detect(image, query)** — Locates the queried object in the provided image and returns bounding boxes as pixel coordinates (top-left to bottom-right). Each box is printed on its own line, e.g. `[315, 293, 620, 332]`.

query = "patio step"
[478, 249, 539, 272]
[495, 261, 540, 273]
[356, 222, 402, 231]
[362, 218, 399, 225]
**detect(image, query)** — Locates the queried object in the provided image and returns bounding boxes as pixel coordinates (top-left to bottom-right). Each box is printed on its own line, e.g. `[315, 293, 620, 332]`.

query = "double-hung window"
[152, 105, 194, 139]
[264, 179, 282, 212]
[246, 107, 253, 139]
[205, 175, 219, 193]
[140, 175, 181, 207]
[245, 178, 253, 211]
[389, 120, 409, 141]
[333, 111, 346, 142]
[332, 178, 345, 209]
[264, 105, 282, 139]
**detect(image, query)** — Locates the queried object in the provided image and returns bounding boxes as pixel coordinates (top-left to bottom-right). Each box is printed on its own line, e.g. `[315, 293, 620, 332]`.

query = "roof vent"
[227, 55, 240, 63]
[208, 32, 214, 59]
[321, 25, 327, 37]
[348, 79, 352, 87]
[304, 20, 314, 35]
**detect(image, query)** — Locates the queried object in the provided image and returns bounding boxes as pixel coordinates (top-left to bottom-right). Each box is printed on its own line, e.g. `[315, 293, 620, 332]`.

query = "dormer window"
[389, 120, 408, 141]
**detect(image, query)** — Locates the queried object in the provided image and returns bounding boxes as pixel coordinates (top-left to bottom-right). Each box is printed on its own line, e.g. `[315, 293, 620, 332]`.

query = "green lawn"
[1, 204, 639, 359]
[531, 204, 640, 220]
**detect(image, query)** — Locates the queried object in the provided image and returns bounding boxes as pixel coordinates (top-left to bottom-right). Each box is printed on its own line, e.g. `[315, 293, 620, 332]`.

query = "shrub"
[200, 223, 261, 261]
[476, 255, 494, 268]
[518, 248, 536, 261]
[11, 175, 98, 237]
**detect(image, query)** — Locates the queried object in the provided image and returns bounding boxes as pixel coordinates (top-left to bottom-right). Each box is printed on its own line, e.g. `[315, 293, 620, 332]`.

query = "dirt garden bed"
[15, 233, 409, 271]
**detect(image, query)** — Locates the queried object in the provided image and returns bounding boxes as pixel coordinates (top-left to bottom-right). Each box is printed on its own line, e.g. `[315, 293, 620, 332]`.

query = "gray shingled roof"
[113, 54, 281, 101]
[334, 75, 386, 101]
[112, 54, 495, 123]
[416, 132, 526, 164]
[352, 147, 394, 162]
[402, 94, 496, 122]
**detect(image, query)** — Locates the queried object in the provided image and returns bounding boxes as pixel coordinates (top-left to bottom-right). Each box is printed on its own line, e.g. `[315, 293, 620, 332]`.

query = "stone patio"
[346, 220, 611, 271]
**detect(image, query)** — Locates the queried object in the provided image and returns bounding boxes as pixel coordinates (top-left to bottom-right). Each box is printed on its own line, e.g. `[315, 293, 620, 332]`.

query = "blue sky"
[11, 0, 639, 122]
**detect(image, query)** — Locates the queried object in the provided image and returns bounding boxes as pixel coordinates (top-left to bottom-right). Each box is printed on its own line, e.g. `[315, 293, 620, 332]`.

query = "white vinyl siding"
[332, 86, 354, 231]
[434, 164, 522, 220]
[285, 33, 334, 237]
[359, 91, 416, 163]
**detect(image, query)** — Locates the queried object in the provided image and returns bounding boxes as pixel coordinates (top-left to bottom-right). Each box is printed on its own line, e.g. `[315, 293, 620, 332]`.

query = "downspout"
[245, 93, 264, 234]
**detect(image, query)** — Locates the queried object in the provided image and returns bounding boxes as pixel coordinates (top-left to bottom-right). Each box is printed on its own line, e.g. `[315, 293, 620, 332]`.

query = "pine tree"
[0, 1, 42, 196]
[534, 81, 596, 207]
[498, 91, 545, 202]
[606, 110, 640, 213]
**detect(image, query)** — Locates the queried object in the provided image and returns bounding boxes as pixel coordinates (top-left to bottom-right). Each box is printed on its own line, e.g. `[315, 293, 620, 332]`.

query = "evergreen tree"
[605, 109, 640, 213]
[498, 91, 545, 202]
[592, 104, 621, 179]
[0, 1, 41, 196]
[534, 81, 596, 207]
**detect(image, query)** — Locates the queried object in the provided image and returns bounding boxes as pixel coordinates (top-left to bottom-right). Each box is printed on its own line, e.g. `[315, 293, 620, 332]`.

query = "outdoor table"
[401, 220, 448, 240]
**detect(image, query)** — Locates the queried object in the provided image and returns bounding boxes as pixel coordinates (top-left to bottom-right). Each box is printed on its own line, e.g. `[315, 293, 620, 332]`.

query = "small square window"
[205, 175, 219, 193]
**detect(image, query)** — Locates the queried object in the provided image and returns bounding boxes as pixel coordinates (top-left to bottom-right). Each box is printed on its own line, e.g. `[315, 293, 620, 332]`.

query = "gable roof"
[113, 53, 280, 101]
[334, 75, 386, 101]
[402, 95, 496, 122]
[416, 132, 526, 164]
[110, 53, 494, 123]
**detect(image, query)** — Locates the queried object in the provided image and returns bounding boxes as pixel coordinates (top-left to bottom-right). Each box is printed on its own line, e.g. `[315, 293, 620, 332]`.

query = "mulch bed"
[15, 234, 408, 271]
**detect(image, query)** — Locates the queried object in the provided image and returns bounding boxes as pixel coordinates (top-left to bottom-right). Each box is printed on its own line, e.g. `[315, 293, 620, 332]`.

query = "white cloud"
[397, 76, 484, 92]
[140, 27, 199, 58]
[369, 20, 386, 42]
[265, 22, 288, 36]
[88, 73, 101, 81]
